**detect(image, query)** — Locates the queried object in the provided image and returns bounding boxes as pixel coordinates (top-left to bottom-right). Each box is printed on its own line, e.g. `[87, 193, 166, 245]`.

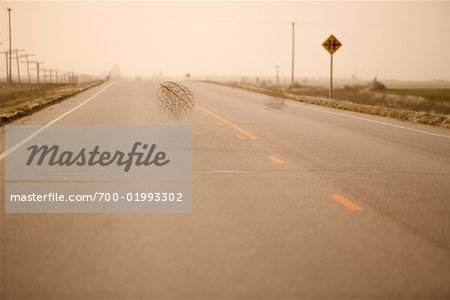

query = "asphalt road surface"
[1, 80, 450, 298]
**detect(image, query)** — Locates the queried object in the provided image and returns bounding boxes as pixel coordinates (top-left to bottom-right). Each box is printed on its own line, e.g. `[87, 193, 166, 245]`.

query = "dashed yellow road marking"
[331, 194, 363, 212]
[268, 155, 285, 164]
[197, 105, 257, 140]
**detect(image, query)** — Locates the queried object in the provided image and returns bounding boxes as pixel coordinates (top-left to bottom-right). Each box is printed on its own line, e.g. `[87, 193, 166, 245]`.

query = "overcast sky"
[1, 1, 449, 81]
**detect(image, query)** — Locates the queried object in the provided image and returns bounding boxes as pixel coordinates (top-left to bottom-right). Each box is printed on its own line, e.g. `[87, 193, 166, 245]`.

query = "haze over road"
[1, 81, 450, 298]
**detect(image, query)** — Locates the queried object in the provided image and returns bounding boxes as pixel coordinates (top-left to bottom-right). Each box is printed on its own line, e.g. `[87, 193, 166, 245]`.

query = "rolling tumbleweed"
[265, 87, 287, 110]
[157, 81, 195, 119]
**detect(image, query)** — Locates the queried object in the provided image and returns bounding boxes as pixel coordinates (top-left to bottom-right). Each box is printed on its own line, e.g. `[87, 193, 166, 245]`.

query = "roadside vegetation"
[209, 79, 450, 128]
[0, 81, 103, 125]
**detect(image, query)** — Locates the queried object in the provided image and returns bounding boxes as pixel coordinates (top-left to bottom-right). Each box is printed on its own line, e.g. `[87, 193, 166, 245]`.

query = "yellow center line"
[268, 155, 285, 164]
[331, 194, 363, 212]
[197, 104, 258, 140]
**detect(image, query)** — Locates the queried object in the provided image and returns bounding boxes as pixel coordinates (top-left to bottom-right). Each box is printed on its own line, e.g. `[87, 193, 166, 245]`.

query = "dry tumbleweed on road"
[265, 87, 287, 110]
[157, 81, 195, 119]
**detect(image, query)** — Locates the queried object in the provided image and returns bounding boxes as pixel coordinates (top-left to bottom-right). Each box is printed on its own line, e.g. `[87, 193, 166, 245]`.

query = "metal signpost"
[322, 34, 342, 99]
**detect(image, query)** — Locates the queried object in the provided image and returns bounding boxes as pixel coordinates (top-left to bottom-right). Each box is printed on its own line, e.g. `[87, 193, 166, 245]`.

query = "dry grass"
[0, 81, 104, 125]
[207, 81, 450, 128]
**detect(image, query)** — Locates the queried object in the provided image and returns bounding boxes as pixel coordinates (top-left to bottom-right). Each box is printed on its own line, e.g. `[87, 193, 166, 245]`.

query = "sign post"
[322, 34, 342, 99]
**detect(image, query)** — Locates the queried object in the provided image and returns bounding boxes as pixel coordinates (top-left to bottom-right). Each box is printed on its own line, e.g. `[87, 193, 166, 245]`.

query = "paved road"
[1, 80, 450, 298]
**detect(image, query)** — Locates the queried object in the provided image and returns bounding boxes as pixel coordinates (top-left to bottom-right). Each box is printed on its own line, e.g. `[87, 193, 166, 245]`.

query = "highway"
[1, 80, 450, 298]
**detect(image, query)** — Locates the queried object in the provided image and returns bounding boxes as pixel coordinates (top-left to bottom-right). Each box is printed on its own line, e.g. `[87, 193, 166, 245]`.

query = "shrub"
[369, 78, 387, 91]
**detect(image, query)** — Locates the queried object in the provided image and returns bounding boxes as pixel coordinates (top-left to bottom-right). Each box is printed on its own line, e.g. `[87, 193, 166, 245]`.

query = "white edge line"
[0, 82, 114, 161]
[290, 101, 450, 140]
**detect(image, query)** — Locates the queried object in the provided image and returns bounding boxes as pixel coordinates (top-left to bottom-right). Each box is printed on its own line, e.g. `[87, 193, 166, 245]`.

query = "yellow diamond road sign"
[322, 35, 342, 55]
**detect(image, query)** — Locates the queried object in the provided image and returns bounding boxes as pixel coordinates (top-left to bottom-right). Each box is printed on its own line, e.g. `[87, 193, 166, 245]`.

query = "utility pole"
[1, 51, 9, 83]
[69, 71, 76, 84]
[5, 52, 8, 83]
[14, 49, 24, 83]
[37, 63, 40, 83]
[275, 65, 280, 86]
[15, 50, 19, 83]
[30, 61, 41, 83]
[19, 53, 34, 83]
[291, 22, 295, 86]
[0, 36, 2, 82]
[54, 70, 58, 83]
[49, 69, 52, 83]
[8, 8, 12, 84]
[0, 37, 3, 82]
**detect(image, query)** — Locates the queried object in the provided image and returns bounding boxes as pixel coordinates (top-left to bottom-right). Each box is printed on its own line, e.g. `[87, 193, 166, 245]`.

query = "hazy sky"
[1, 1, 449, 81]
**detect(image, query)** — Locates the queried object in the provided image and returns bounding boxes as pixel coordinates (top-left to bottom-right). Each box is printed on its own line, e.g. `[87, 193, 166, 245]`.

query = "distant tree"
[369, 77, 386, 90]
[289, 81, 302, 89]
[109, 65, 122, 79]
